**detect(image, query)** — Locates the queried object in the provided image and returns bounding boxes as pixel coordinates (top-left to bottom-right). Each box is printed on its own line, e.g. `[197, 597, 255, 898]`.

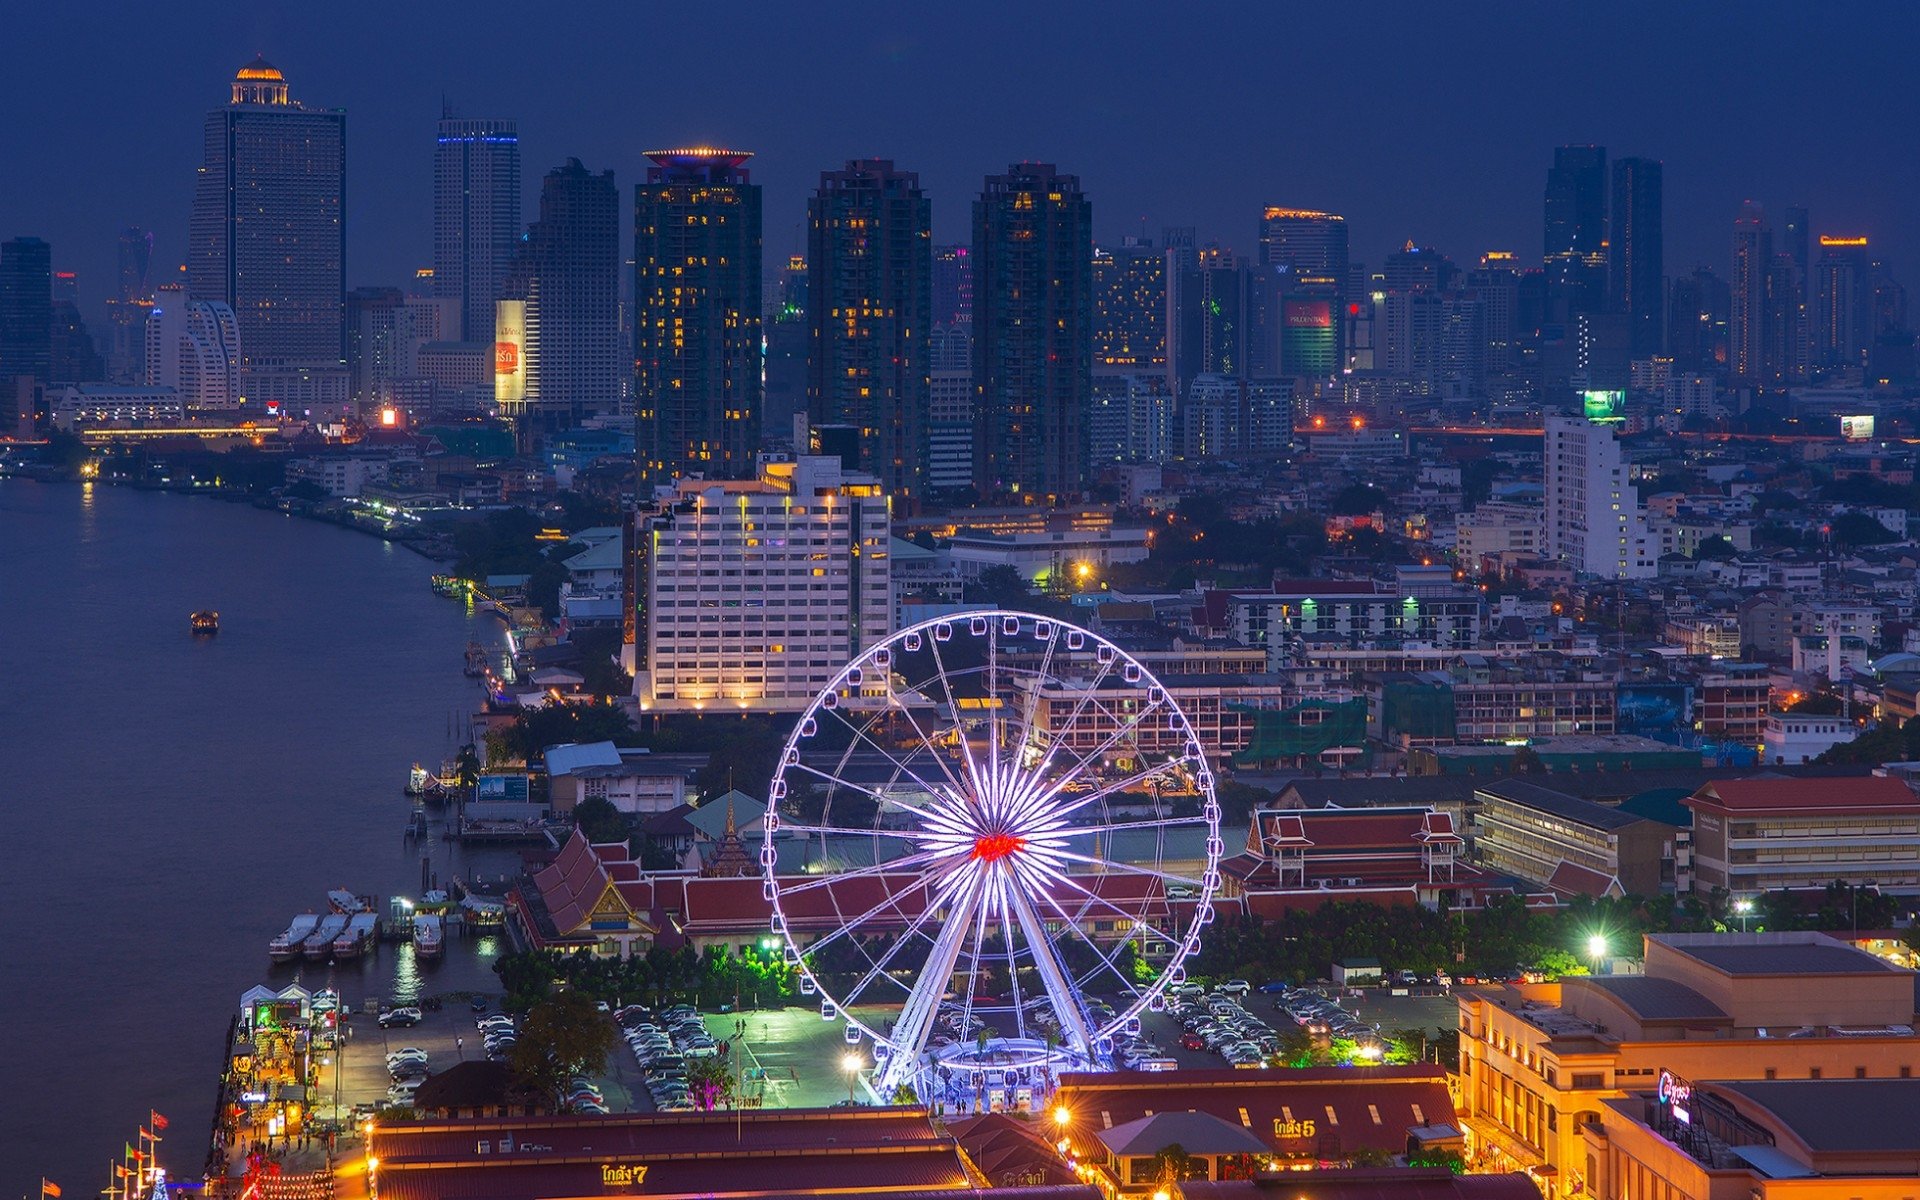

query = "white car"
[1216, 980, 1252, 996]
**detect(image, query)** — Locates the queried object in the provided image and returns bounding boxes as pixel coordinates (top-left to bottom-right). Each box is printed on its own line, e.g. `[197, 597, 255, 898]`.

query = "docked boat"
[405, 763, 432, 796]
[269, 914, 320, 963]
[327, 888, 372, 914]
[303, 913, 350, 960]
[331, 912, 379, 960]
[412, 913, 444, 959]
[190, 610, 220, 635]
[463, 641, 489, 677]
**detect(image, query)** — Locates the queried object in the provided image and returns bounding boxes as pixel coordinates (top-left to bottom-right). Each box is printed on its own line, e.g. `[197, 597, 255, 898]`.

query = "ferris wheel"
[759, 610, 1222, 1096]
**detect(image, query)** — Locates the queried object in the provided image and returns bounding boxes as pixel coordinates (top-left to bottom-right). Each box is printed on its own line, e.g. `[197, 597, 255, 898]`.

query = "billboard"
[1841, 414, 1875, 441]
[494, 299, 526, 409]
[1582, 389, 1625, 423]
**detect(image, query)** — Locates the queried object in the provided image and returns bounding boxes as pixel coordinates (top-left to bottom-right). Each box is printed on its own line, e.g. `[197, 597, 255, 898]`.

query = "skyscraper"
[105, 227, 154, 383]
[1544, 146, 1608, 322]
[1814, 235, 1874, 369]
[1544, 412, 1654, 579]
[932, 245, 972, 328]
[1607, 157, 1663, 359]
[434, 114, 521, 343]
[1258, 207, 1348, 370]
[1092, 239, 1169, 376]
[502, 158, 622, 445]
[805, 159, 932, 501]
[972, 163, 1092, 501]
[0, 237, 53, 387]
[633, 148, 763, 483]
[1730, 201, 1773, 382]
[187, 57, 346, 388]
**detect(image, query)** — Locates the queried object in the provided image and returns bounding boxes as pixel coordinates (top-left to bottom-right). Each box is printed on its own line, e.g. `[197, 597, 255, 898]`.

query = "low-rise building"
[1456, 931, 1920, 1197]
[1759, 711, 1859, 765]
[1684, 776, 1920, 894]
[1473, 780, 1681, 899]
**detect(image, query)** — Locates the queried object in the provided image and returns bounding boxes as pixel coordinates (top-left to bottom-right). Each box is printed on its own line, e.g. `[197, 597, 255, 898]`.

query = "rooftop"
[1653, 932, 1902, 976]
[1687, 776, 1918, 814]
[1578, 976, 1728, 1022]
[1713, 1078, 1920, 1154]
[1475, 780, 1650, 831]
[1096, 1110, 1272, 1157]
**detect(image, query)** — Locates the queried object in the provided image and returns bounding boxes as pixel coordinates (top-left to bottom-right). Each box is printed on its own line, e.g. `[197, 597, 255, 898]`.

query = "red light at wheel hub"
[972, 833, 1025, 862]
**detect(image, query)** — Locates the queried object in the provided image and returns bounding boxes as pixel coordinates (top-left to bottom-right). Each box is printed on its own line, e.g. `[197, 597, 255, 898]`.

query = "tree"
[574, 796, 629, 844]
[1830, 511, 1898, 547]
[968, 564, 1036, 609]
[507, 990, 616, 1108]
[1509, 746, 1546, 775]
[1693, 535, 1738, 560]
[1153, 1145, 1203, 1184]
[686, 1055, 736, 1111]
[1330, 483, 1386, 516]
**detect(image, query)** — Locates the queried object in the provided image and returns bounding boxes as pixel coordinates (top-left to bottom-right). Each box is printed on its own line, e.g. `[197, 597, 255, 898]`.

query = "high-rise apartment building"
[187, 58, 346, 384]
[345, 287, 410, 407]
[805, 159, 931, 501]
[105, 227, 155, 383]
[1729, 201, 1773, 382]
[145, 284, 240, 412]
[433, 114, 521, 343]
[926, 323, 974, 495]
[972, 163, 1092, 502]
[932, 245, 972, 328]
[1092, 239, 1169, 377]
[1544, 146, 1608, 322]
[629, 455, 890, 713]
[500, 158, 621, 445]
[1668, 268, 1730, 372]
[1544, 412, 1654, 579]
[633, 148, 763, 483]
[0, 237, 53, 387]
[1607, 157, 1662, 359]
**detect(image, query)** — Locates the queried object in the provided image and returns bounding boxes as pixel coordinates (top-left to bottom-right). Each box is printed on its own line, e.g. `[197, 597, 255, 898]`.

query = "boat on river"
[269, 914, 319, 963]
[190, 610, 220, 635]
[412, 913, 444, 959]
[303, 913, 350, 960]
[331, 912, 379, 960]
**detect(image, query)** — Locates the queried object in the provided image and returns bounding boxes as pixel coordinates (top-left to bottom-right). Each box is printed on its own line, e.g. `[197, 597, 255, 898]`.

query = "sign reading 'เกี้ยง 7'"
[601, 1163, 649, 1188]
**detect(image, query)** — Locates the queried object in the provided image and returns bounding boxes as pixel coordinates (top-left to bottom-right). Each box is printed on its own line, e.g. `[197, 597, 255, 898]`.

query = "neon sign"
[1657, 1070, 1693, 1125]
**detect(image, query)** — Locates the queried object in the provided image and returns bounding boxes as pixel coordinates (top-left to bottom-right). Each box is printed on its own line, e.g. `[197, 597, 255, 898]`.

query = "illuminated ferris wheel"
[759, 610, 1222, 1095]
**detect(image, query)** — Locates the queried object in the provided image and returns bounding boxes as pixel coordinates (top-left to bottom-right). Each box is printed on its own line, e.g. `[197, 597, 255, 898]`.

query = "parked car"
[378, 1007, 422, 1028]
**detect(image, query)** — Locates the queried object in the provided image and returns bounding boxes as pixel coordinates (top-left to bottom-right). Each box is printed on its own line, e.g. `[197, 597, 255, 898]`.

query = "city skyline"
[2, 4, 1916, 327]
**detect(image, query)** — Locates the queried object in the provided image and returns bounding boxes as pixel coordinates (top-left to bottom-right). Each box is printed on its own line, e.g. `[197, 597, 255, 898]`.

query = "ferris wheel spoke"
[777, 822, 920, 842]
[840, 855, 983, 1006]
[1009, 615, 1064, 768]
[776, 846, 950, 897]
[1017, 644, 1124, 786]
[1006, 879, 1095, 1055]
[884, 675, 978, 803]
[1010, 704, 1178, 829]
[955, 870, 995, 1050]
[1043, 872, 1184, 946]
[1054, 814, 1212, 837]
[795, 857, 963, 958]
[1038, 758, 1204, 830]
[1030, 875, 1151, 1002]
[816, 703, 973, 824]
[1049, 848, 1209, 890]
[787, 761, 949, 831]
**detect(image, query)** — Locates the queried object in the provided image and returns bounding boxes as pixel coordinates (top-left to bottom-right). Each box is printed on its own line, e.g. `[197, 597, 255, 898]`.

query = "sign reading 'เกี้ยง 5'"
[495, 298, 526, 406]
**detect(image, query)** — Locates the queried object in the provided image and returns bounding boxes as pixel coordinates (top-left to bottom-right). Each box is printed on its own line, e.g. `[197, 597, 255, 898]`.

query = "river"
[0, 481, 524, 1196]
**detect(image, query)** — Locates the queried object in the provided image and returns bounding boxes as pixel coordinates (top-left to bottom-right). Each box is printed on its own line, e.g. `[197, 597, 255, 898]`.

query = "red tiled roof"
[948, 1113, 1082, 1188]
[1181, 1170, 1540, 1200]
[1054, 1066, 1457, 1157]
[1546, 860, 1623, 899]
[1687, 777, 1919, 815]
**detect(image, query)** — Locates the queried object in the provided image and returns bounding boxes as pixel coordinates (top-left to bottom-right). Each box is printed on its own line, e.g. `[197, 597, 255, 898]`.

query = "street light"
[1054, 1105, 1072, 1130]
[842, 1052, 862, 1105]
[1732, 897, 1754, 932]
[1586, 934, 1608, 976]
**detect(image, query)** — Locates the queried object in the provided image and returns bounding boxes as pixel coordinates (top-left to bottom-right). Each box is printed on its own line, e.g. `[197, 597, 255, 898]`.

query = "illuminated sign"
[600, 1164, 650, 1188]
[1657, 1070, 1693, 1125]
[1284, 299, 1334, 328]
[1272, 1118, 1318, 1139]
[379, 407, 398, 428]
[1819, 236, 1869, 248]
[1841, 414, 1875, 441]
[494, 299, 527, 408]
[1582, 390, 1625, 423]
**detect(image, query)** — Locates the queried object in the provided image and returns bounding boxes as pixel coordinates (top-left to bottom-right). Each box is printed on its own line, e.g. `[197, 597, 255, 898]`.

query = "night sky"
[5, 1, 1917, 321]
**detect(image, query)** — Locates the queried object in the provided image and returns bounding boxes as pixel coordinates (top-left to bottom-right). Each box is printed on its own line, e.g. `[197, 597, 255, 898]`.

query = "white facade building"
[632, 455, 892, 713]
[1544, 412, 1655, 579]
[145, 286, 240, 412]
[1455, 501, 1545, 572]
[1761, 711, 1858, 765]
[50, 384, 184, 429]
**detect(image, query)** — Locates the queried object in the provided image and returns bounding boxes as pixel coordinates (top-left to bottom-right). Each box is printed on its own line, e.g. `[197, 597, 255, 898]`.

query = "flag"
[115, 1167, 130, 1179]
[41, 1179, 61, 1198]
[126, 1145, 143, 1162]
[139, 1129, 154, 1143]
[150, 1111, 169, 1133]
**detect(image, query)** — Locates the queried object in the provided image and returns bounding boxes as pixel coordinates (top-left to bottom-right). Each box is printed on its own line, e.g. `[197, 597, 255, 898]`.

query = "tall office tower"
[433, 114, 521, 342]
[1607, 157, 1663, 359]
[187, 58, 346, 382]
[1544, 146, 1608, 323]
[633, 148, 763, 483]
[805, 159, 932, 501]
[1729, 202, 1773, 383]
[1381, 289, 1445, 394]
[1544, 412, 1654, 579]
[1161, 226, 1198, 274]
[926, 323, 974, 495]
[1173, 250, 1273, 394]
[1467, 256, 1521, 376]
[629, 455, 891, 713]
[1383, 242, 1458, 293]
[1092, 239, 1168, 376]
[145, 284, 241, 412]
[104, 227, 155, 382]
[49, 275, 103, 384]
[1814, 235, 1875, 369]
[346, 287, 409, 406]
[0, 237, 52, 386]
[500, 158, 621, 445]
[1258, 207, 1349, 368]
[932, 245, 971, 327]
[971, 162, 1092, 502]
